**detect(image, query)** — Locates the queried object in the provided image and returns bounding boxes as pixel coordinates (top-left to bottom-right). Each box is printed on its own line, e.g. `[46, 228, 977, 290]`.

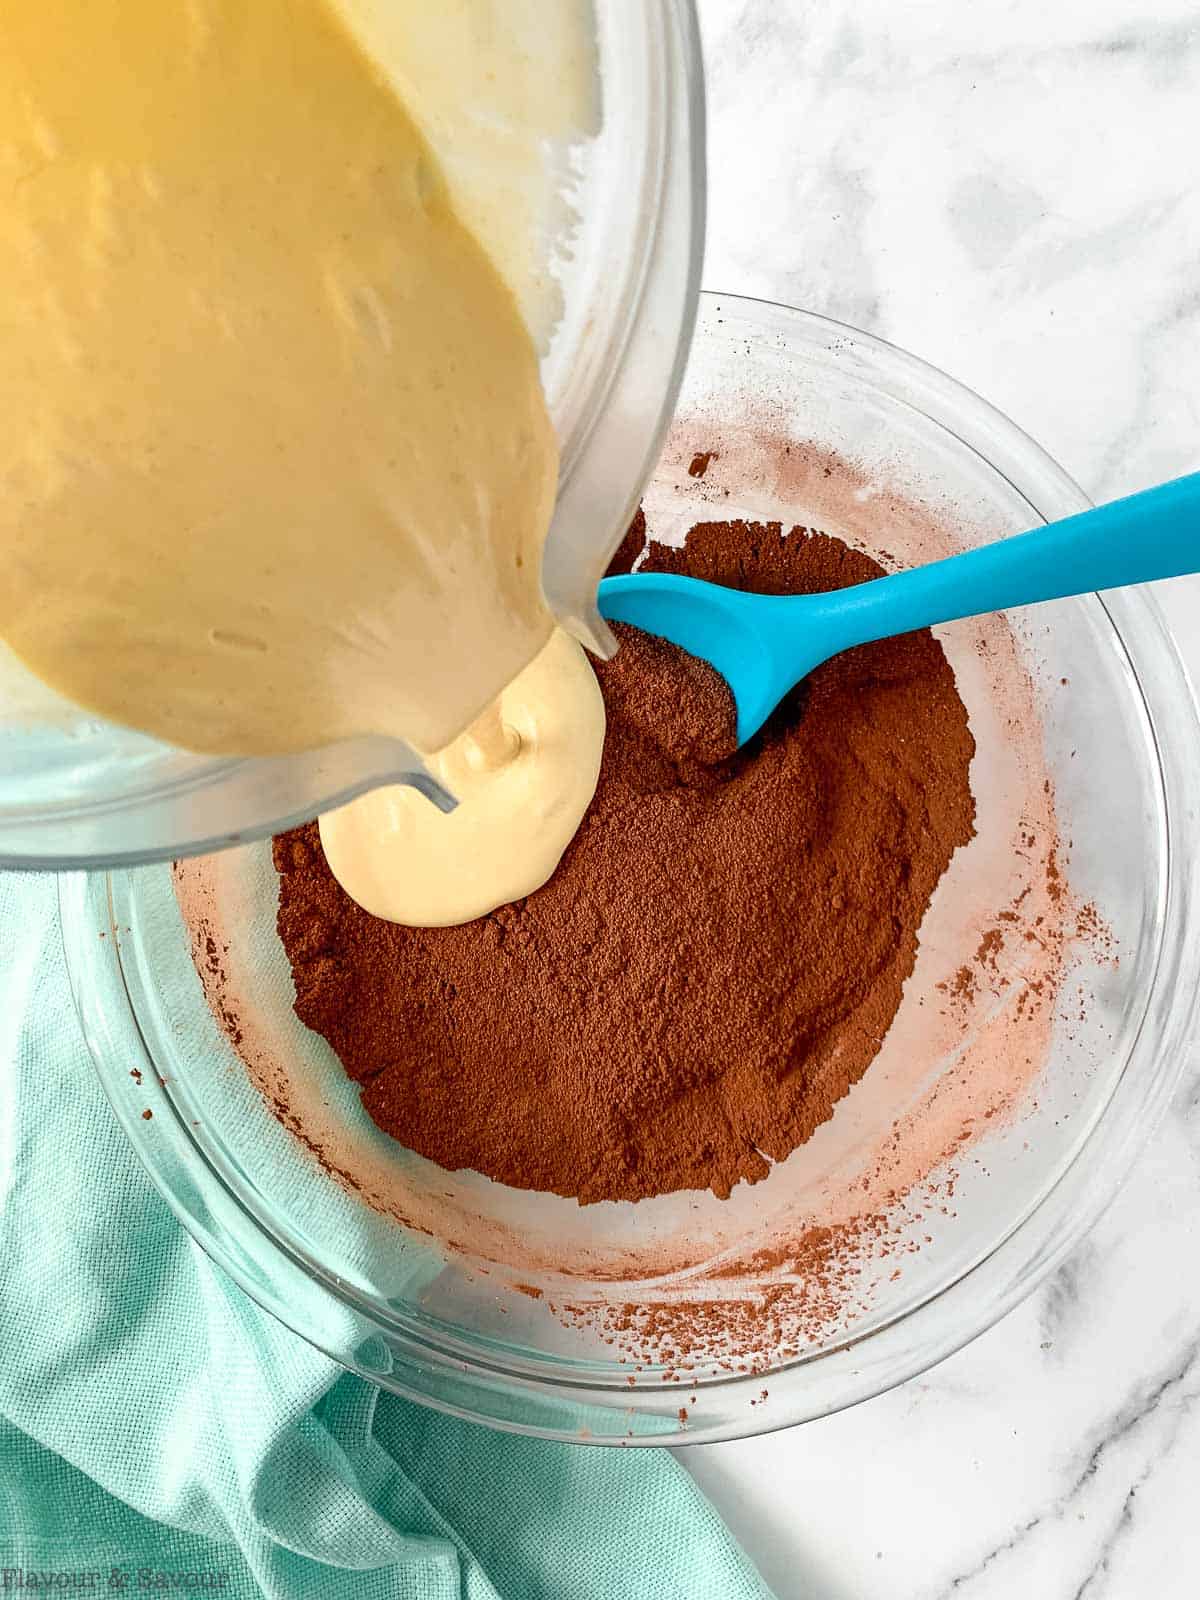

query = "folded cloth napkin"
[0, 874, 774, 1600]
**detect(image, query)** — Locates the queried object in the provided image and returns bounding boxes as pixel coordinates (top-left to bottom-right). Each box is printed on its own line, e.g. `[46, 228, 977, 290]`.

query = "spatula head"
[597, 573, 817, 746]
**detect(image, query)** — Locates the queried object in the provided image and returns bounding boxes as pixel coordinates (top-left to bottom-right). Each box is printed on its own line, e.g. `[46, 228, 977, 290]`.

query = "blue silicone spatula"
[598, 472, 1200, 746]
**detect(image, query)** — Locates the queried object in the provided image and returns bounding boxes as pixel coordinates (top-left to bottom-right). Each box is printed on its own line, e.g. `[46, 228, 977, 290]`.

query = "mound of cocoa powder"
[274, 517, 976, 1204]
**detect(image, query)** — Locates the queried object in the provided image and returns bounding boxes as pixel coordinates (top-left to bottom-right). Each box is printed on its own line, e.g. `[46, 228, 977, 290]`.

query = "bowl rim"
[61, 291, 1200, 1446]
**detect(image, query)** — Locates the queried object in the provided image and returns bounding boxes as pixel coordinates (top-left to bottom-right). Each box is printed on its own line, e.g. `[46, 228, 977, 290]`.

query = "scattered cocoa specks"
[187, 915, 244, 1047]
[559, 1211, 901, 1374]
[939, 965, 978, 1004]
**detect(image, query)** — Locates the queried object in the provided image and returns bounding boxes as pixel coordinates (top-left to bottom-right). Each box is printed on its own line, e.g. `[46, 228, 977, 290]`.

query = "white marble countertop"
[688, 1, 1200, 1593]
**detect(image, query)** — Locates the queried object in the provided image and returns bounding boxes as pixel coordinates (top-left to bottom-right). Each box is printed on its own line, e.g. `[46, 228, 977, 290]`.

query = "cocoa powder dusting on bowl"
[273, 517, 977, 1205]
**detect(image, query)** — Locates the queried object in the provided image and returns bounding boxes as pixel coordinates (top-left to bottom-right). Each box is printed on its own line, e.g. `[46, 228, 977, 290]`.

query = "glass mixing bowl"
[2, 0, 705, 870]
[62, 295, 1200, 1445]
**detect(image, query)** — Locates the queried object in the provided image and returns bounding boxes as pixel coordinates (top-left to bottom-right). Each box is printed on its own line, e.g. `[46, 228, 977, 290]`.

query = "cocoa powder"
[274, 517, 976, 1204]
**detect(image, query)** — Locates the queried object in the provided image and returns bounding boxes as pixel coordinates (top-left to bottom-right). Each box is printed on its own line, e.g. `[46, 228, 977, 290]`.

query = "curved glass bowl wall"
[62, 299, 1200, 1445]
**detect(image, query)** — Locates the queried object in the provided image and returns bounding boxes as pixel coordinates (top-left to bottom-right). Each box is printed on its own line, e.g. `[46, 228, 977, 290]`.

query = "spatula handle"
[826, 471, 1200, 647]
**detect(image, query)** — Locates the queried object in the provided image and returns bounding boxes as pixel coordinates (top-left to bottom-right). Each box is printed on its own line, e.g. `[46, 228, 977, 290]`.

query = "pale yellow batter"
[320, 630, 605, 925]
[336, 0, 600, 342]
[0, 0, 558, 758]
[1, 0, 611, 922]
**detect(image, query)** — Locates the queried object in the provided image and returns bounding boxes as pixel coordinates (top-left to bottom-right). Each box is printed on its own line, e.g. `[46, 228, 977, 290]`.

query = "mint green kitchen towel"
[0, 874, 774, 1600]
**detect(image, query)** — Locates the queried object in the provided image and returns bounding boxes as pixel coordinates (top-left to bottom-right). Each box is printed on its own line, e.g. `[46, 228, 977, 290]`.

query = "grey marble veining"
[700, 0, 1200, 499]
[694, 1117, 1200, 1598]
[688, 1, 1200, 1593]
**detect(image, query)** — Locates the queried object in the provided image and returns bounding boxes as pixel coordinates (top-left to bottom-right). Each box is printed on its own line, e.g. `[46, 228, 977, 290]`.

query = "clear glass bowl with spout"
[62, 295, 1200, 1444]
[1, 0, 706, 869]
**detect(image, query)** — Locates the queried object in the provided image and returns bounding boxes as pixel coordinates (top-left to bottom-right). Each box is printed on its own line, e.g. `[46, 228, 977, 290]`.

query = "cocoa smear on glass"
[273, 516, 977, 1204]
